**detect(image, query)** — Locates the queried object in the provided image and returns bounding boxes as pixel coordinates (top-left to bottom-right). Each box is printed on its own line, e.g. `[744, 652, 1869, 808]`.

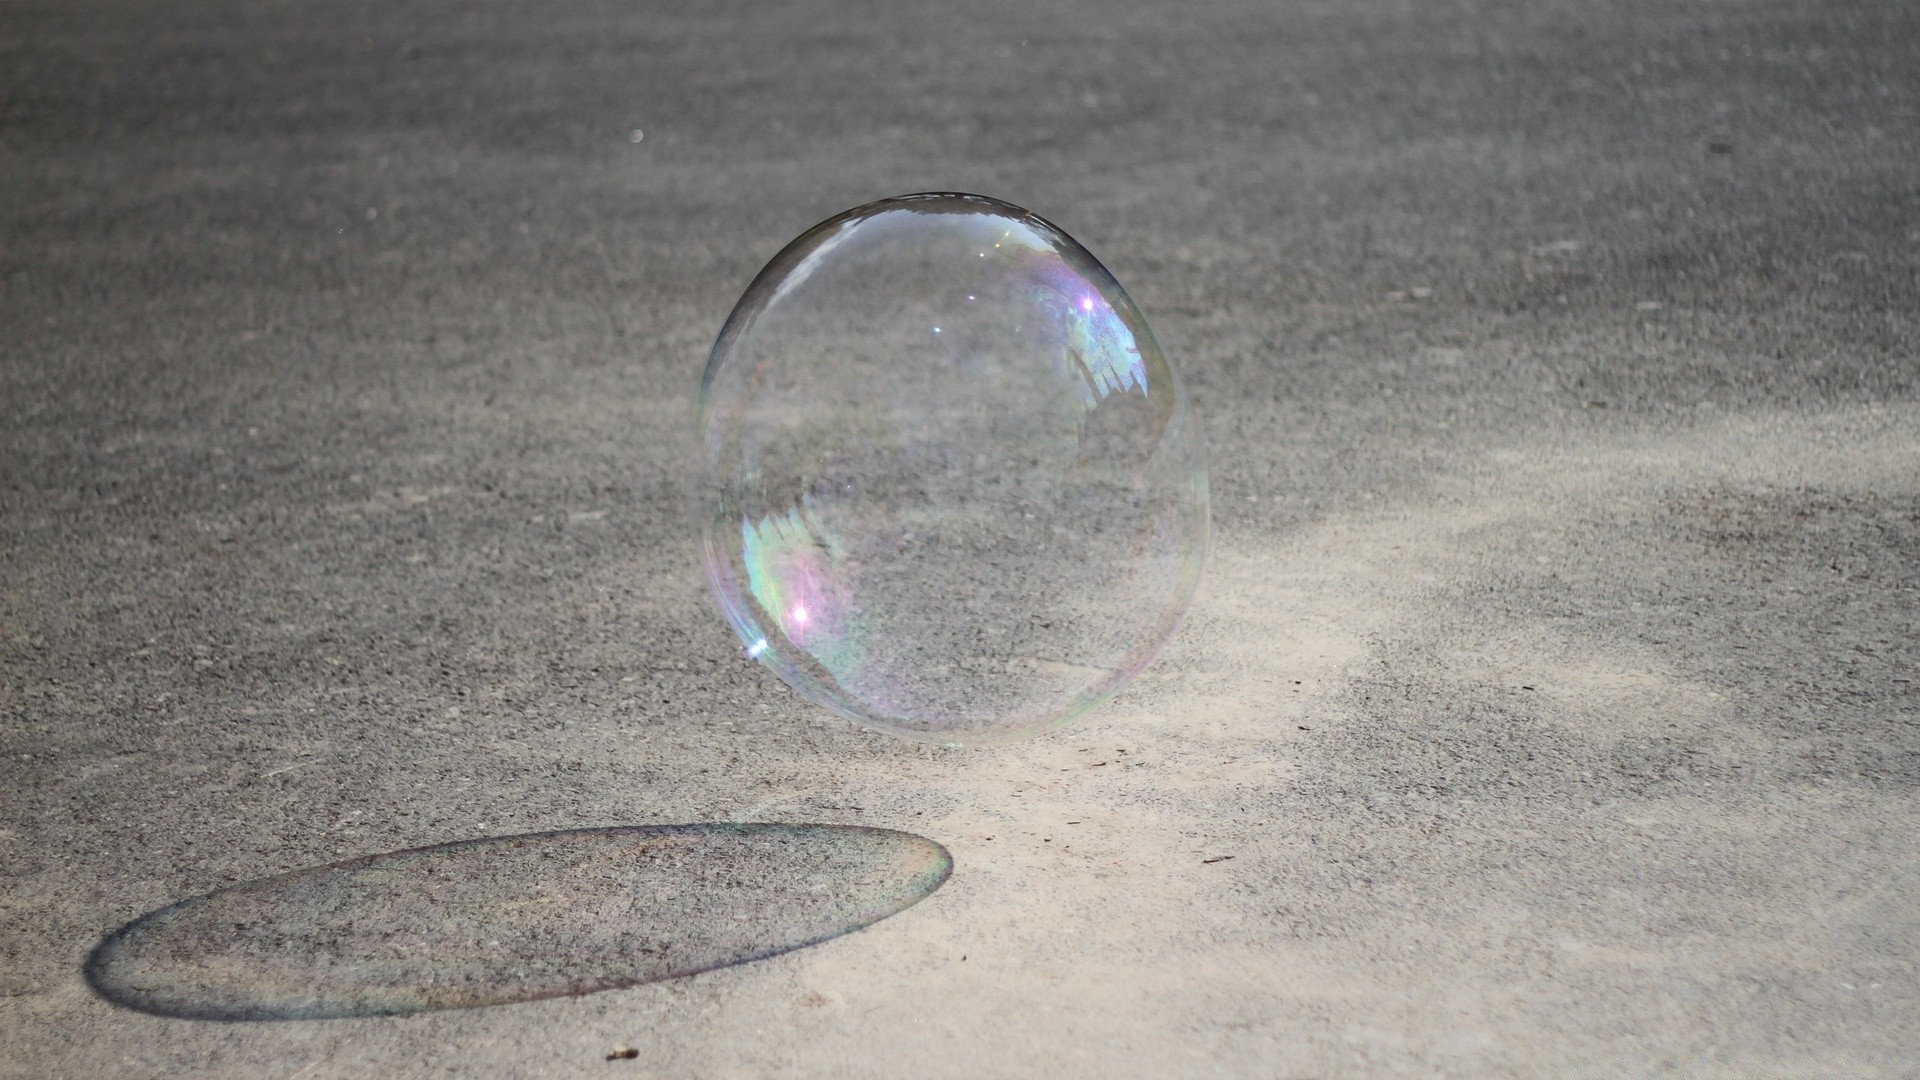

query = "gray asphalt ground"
[3, 0, 1917, 1075]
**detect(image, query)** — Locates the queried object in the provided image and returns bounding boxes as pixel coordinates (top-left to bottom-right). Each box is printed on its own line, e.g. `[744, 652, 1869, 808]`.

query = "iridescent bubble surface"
[699, 193, 1209, 744]
[85, 824, 951, 1021]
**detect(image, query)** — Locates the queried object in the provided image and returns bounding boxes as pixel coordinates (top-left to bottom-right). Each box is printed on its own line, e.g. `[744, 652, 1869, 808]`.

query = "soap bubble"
[697, 193, 1208, 745]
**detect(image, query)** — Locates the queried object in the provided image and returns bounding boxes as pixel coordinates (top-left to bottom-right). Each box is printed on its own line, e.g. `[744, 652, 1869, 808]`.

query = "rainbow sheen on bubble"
[699, 193, 1209, 745]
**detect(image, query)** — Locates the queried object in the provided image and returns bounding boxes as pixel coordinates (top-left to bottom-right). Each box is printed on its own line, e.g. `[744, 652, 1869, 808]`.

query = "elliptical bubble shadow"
[84, 823, 951, 1021]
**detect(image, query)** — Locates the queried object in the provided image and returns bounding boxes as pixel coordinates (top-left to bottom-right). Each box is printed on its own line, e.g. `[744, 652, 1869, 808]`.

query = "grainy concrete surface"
[2, 0, 1917, 1075]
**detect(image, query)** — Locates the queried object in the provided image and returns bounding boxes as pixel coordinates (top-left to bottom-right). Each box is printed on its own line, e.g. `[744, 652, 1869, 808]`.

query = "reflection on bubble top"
[699, 193, 1209, 745]
[1029, 256, 1150, 411]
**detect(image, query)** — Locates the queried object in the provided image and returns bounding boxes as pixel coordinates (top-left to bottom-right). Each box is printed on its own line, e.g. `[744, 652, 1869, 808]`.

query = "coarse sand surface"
[3, 0, 1918, 1074]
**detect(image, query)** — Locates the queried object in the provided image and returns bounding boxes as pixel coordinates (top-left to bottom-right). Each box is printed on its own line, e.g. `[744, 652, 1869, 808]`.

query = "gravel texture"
[3, 0, 1917, 1074]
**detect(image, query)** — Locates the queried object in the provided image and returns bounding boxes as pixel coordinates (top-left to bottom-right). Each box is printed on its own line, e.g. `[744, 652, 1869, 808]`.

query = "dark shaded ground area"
[86, 824, 948, 1021]
[3, 0, 1916, 1075]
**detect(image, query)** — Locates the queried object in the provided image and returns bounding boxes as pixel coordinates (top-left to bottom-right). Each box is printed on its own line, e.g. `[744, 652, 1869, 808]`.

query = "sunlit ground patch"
[85, 823, 951, 1021]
